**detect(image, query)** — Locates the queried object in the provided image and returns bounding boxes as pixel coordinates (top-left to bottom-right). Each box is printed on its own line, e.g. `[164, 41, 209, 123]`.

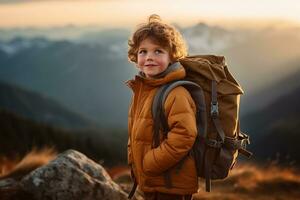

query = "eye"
[138, 50, 146, 54]
[155, 49, 163, 54]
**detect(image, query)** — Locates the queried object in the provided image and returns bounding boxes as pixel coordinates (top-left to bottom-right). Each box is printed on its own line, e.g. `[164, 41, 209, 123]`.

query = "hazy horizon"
[0, 0, 300, 29]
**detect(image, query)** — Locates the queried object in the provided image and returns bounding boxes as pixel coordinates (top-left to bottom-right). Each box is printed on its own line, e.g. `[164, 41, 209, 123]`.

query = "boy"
[126, 14, 197, 200]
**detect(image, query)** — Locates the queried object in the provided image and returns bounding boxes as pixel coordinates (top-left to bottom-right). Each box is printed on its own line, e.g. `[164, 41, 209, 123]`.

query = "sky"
[0, 0, 300, 28]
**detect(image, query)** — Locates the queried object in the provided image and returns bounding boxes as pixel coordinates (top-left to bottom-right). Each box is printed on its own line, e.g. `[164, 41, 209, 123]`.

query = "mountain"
[0, 108, 127, 165]
[241, 61, 300, 114]
[0, 80, 96, 129]
[0, 38, 136, 128]
[78, 28, 130, 45]
[0, 25, 105, 41]
[181, 22, 249, 54]
[255, 117, 300, 163]
[241, 81, 300, 163]
[0, 37, 50, 56]
[220, 27, 300, 98]
[1, 23, 300, 128]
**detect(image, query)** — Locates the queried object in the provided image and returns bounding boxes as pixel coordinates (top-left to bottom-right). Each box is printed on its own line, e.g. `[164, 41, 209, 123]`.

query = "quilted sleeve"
[142, 86, 197, 176]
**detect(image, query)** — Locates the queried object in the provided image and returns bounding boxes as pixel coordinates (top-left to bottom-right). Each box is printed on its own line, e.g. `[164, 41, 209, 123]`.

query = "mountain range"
[0, 22, 299, 129]
[0, 38, 136, 128]
[0, 80, 96, 129]
[241, 69, 300, 164]
[0, 108, 127, 165]
[220, 27, 300, 99]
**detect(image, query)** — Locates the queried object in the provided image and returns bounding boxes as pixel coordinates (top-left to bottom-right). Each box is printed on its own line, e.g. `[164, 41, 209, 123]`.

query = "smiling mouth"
[145, 64, 158, 67]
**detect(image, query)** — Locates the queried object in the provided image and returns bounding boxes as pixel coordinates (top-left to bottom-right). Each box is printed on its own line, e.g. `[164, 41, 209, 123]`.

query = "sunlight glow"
[0, 0, 299, 28]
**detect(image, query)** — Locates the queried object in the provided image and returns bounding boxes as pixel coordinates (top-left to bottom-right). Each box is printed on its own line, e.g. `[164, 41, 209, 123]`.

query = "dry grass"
[0, 147, 57, 180]
[109, 163, 300, 200]
[194, 163, 300, 200]
[1, 150, 299, 199]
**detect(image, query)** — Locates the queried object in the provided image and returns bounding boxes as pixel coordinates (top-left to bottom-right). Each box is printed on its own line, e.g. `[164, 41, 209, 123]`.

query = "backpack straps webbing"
[152, 84, 171, 148]
[204, 80, 227, 192]
[128, 165, 137, 199]
[210, 80, 225, 142]
[204, 149, 212, 192]
[127, 179, 137, 199]
[224, 136, 253, 158]
[152, 80, 206, 189]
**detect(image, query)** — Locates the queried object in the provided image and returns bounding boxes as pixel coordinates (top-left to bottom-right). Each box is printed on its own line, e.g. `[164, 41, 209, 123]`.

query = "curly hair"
[128, 14, 188, 63]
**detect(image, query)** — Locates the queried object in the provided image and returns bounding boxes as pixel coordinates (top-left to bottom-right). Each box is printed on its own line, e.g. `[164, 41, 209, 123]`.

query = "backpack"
[151, 55, 252, 192]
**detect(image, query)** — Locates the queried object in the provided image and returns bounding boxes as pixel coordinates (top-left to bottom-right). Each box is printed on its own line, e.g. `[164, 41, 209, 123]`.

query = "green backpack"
[151, 55, 252, 192]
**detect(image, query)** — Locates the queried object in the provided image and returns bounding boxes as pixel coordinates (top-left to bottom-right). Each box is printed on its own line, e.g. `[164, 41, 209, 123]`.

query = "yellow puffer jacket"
[126, 63, 198, 195]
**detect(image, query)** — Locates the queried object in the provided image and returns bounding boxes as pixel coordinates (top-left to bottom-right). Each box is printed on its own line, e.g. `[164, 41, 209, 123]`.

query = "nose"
[146, 52, 154, 61]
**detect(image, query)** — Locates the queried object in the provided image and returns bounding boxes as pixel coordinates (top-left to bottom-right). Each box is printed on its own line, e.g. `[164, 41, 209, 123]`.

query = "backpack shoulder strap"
[152, 80, 207, 145]
[151, 80, 207, 189]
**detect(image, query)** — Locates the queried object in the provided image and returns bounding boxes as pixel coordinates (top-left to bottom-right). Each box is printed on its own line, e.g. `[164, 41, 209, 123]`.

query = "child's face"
[136, 38, 171, 78]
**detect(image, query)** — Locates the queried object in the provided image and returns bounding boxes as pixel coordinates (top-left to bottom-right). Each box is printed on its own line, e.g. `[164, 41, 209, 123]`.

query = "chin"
[144, 71, 157, 77]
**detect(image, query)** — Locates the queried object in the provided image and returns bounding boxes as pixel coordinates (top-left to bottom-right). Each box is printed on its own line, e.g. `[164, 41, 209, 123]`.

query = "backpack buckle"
[241, 137, 250, 148]
[239, 132, 250, 146]
[206, 139, 222, 148]
[211, 102, 219, 117]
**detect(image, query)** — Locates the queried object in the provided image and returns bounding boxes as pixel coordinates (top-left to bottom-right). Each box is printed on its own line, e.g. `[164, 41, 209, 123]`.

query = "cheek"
[157, 57, 170, 68]
[136, 59, 145, 70]
[137, 55, 145, 66]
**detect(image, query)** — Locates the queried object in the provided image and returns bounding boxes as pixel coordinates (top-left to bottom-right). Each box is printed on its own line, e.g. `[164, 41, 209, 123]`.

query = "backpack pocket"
[210, 143, 238, 179]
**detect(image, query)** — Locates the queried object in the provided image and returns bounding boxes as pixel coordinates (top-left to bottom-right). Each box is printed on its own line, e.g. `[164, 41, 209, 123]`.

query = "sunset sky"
[0, 0, 300, 28]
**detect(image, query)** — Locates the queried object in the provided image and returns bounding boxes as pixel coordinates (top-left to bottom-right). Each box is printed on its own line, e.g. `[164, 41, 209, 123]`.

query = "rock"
[0, 149, 128, 200]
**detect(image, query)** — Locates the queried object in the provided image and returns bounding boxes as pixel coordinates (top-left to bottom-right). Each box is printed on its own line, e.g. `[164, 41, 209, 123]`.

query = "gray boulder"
[0, 149, 128, 200]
